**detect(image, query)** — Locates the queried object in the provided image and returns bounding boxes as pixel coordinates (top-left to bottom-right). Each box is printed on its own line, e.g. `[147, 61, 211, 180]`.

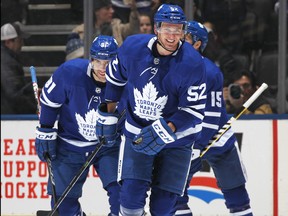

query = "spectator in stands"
[1, 22, 37, 114]
[111, 0, 152, 23]
[65, 33, 84, 61]
[223, 69, 273, 114]
[139, 13, 152, 34]
[72, 0, 139, 46]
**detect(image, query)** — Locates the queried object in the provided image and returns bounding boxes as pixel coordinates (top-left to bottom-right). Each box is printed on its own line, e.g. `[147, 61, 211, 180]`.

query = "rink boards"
[1, 115, 288, 216]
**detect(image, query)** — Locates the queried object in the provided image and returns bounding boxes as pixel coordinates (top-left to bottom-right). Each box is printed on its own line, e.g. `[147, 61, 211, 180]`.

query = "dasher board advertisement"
[1, 116, 288, 216]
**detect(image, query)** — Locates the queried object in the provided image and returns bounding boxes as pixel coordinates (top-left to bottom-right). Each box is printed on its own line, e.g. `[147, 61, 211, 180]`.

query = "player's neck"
[156, 41, 175, 56]
[91, 69, 106, 86]
[152, 40, 171, 57]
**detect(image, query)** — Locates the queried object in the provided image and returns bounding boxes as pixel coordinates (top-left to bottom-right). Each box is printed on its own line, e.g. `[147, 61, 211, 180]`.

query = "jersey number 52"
[187, 83, 206, 102]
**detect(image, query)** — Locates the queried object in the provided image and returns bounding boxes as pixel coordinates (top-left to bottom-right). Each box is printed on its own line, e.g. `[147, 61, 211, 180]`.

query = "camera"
[228, 84, 242, 99]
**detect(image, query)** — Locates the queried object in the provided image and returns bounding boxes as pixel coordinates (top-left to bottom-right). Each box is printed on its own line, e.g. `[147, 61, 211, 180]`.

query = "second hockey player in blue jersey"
[96, 4, 207, 216]
[173, 21, 253, 216]
[35, 35, 121, 216]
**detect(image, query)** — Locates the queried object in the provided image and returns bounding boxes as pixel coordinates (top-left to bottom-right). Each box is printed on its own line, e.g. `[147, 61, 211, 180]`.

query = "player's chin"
[165, 43, 178, 51]
[95, 72, 106, 82]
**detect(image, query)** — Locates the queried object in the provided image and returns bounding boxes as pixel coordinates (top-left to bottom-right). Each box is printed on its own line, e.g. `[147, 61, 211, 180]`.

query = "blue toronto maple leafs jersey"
[195, 57, 237, 154]
[39, 58, 106, 152]
[105, 34, 207, 147]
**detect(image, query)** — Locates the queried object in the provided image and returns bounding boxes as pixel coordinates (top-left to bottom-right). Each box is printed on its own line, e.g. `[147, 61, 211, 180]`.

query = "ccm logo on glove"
[35, 127, 57, 162]
[36, 132, 57, 140]
[132, 118, 177, 155]
[152, 121, 175, 144]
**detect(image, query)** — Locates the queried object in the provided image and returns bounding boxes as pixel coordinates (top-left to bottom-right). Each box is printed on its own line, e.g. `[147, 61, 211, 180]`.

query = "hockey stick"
[36, 139, 105, 216]
[46, 137, 106, 216]
[44, 109, 126, 215]
[38, 154, 59, 216]
[30, 66, 59, 216]
[30, 66, 41, 117]
[199, 83, 268, 157]
[37, 155, 59, 216]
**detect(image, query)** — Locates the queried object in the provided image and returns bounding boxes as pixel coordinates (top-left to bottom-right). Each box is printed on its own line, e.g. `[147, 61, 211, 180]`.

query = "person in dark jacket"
[224, 69, 273, 114]
[1, 22, 36, 114]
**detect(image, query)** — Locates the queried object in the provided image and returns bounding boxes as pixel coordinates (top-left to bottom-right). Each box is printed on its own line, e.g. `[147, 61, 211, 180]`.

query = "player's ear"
[154, 24, 158, 35]
[193, 40, 202, 51]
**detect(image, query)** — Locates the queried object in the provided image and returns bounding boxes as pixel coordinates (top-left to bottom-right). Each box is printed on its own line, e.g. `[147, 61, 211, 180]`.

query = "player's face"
[91, 59, 110, 83]
[156, 22, 184, 55]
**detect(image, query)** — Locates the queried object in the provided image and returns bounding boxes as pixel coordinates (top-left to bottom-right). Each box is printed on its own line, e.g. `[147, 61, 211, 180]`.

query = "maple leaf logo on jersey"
[134, 82, 168, 121]
[75, 109, 97, 141]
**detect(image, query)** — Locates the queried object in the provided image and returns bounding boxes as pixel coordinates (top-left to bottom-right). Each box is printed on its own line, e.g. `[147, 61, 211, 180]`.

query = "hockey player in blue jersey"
[95, 4, 207, 216]
[35, 35, 120, 216]
[173, 21, 253, 216]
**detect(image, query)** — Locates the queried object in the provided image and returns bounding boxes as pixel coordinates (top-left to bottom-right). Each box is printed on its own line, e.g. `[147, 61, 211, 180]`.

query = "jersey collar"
[147, 36, 182, 56]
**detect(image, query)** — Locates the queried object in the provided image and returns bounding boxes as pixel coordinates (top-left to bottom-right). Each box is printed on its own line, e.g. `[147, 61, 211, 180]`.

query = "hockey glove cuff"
[35, 127, 57, 162]
[96, 103, 119, 147]
[132, 118, 176, 155]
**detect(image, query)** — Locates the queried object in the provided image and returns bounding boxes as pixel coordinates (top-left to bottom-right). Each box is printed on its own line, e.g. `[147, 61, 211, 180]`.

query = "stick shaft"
[47, 109, 126, 215]
[31, 66, 58, 214]
[200, 83, 268, 157]
[30, 66, 41, 117]
[48, 139, 105, 216]
[45, 154, 58, 212]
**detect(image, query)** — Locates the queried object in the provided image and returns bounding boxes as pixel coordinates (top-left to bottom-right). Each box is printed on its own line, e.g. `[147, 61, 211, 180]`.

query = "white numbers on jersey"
[45, 76, 56, 94]
[211, 91, 222, 107]
[187, 83, 206, 102]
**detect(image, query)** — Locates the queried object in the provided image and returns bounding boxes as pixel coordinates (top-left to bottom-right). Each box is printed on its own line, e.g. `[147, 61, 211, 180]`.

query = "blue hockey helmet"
[90, 35, 118, 60]
[186, 21, 208, 52]
[154, 4, 186, 26]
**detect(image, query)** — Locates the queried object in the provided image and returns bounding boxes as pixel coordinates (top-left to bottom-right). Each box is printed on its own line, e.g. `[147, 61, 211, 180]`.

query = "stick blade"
[36, 210, 59, 216]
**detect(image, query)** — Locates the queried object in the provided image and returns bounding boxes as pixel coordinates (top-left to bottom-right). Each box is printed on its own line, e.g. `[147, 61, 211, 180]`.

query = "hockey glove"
[96, 103, 119, 147]
[35, 127, 57, 162]
[132, 118, 176, 155]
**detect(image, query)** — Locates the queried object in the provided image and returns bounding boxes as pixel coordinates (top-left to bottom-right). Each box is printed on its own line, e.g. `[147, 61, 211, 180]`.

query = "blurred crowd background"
[1, 0, 287, 115]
